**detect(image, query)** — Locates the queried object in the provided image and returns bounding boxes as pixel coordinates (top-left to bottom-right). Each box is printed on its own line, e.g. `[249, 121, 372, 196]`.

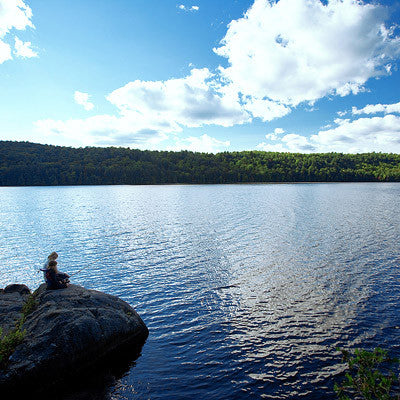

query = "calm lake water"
[1, 183, 400, 399]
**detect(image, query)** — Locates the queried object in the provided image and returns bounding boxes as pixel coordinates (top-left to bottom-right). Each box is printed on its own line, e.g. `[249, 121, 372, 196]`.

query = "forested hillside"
[1, 141, 400, 186]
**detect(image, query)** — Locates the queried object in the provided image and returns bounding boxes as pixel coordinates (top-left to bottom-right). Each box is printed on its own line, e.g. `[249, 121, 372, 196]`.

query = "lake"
[1, 183, 399, 399]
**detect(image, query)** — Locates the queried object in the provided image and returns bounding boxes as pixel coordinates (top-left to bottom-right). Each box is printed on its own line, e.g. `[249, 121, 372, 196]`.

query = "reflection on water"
[1, 183, 400, 399]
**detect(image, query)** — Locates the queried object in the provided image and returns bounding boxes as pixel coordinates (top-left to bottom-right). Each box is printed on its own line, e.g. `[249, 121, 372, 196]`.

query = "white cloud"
[0, 39, 11, 63]
[256, 142, 288, 152]
[352, 101, 400, 115]
[14, 36, 37, 58]
[107, 68, 250, 128]
[214, 0, 400, 108]
[0, 0, 33, 36]
[265, 127, 285, 141]
[310, 114, 400, 153]
[0, 0, 36, 63]
[257, 114, 400, 153]
[333, 118, 351, 126]
[33, 115, 231, 153]
[258, 132, 316, 152]
[242, 97, 290, 121]
[32, 1, 400, 152]
[35, 69, 249, 148]
[167, 134, 230, 153]
[178, 5, 199, 12]
[74, 91, 95, 111]
[34, 113, 172, 148]
[281, 133, 317, 152]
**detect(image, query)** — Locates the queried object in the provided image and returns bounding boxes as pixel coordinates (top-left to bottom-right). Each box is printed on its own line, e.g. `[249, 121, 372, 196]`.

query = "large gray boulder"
[0, 284, 148, 394]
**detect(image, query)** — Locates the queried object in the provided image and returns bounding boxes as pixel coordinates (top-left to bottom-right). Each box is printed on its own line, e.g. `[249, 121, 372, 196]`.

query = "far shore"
[0, 181, 399, 188]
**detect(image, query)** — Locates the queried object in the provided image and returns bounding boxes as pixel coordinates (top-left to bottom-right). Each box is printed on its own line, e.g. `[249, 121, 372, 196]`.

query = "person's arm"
[56, 272, 69, 280]
[55, 271, 68, 288]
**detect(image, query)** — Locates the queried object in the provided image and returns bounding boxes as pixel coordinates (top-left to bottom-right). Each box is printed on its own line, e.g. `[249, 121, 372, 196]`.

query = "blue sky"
[1, 0, 400, 153]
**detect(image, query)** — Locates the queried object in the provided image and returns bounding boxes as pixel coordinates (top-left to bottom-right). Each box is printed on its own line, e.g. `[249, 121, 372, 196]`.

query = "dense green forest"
[1, 141, 400, 186]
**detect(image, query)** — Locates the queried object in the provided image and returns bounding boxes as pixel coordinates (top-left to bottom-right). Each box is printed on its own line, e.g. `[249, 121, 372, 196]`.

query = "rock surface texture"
[0, 284, 148, 394]
[0, 284, 31, 334]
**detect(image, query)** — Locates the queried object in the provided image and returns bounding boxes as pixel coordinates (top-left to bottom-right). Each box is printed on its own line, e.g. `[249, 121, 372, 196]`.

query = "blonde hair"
[48, 252, 58, 260]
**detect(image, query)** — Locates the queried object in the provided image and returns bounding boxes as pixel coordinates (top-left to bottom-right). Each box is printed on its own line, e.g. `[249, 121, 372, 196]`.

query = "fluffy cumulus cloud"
[352, 101, 400, 115]
[214, 0, 400, 110]
[34, 113, 171, 148]
[167, 134, 230, 153]
[258, 112, 400, 153]
[265, 127, 285, 141]
[34, 115, 229, 152]
[258, 132, 317, 152]
[107, 68, 249, 128]
[74, 91, 94, 111]
[35, 69, 249, 148]
[0, 0, 36, 63]
[242, 97, 290, 121]
[311, 115, 400, 153]
[33, 1, 400, 152]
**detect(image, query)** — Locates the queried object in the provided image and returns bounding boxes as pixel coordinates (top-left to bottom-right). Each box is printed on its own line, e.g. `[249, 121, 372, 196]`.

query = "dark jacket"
[45, 268, 67, 290]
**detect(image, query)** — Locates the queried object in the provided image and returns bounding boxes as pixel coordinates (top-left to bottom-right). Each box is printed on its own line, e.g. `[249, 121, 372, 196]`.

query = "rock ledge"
[0, 283, 148, 394]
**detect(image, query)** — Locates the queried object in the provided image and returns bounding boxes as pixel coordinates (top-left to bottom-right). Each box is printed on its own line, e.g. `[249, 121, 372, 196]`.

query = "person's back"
[43, 252, 58, 281]
[45, 260, 68, 290]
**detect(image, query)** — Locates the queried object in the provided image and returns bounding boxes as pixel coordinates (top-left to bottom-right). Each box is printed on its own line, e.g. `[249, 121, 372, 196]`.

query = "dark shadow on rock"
[36, 336, 146, 400]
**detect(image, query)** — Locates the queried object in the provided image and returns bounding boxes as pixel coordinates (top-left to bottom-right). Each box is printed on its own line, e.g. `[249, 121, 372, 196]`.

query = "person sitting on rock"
[45, 260, 70, 290]
[43, 251, 58, 281]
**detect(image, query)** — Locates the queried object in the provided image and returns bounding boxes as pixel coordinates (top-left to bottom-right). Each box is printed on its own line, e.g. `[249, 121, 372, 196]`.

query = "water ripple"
[0, 183, 399, 399]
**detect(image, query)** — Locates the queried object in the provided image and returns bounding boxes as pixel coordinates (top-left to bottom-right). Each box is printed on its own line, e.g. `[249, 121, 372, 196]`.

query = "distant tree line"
[0, 141, 400, 186]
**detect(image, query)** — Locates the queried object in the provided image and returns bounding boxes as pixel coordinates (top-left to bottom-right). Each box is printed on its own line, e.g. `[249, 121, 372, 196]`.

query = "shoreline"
[0, 181, 399, 188]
